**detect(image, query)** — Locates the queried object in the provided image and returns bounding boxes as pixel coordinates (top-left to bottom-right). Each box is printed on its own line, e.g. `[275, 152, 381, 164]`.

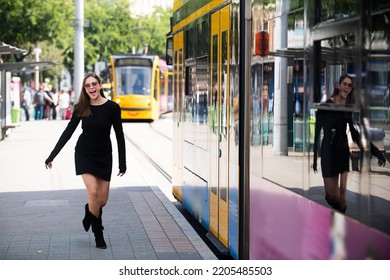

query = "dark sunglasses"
[342, 82, 352, 88]
[84, 81, 99, 88]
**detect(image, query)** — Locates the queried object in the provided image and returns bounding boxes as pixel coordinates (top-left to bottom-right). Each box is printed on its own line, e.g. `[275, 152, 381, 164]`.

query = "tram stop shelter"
[0, 42, 58, 140]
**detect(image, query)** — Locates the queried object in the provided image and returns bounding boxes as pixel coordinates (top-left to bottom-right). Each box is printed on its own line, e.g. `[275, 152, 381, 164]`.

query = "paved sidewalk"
[0, 186, 215, 260]
[0, 120, 216, 260]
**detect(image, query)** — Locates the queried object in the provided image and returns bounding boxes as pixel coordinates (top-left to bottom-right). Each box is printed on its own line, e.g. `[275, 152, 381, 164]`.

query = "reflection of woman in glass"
[313, 73, 386, 213]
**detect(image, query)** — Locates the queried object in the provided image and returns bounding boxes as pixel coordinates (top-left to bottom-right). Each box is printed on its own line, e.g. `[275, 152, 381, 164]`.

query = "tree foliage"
[0, 0, 74, 61]
[0, 0, 172, 84]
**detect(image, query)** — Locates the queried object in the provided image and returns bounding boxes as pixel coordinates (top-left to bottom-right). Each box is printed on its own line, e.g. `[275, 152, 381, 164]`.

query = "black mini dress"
[45, 100, 126, 181]
[314, 99, 359, 178]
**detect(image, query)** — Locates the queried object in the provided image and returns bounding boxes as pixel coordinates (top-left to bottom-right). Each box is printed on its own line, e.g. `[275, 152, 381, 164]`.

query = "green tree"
[1, 0, 173, 84]
[82, 0, 136, 71]
[67, 0, 171, 73]
[142, 7, 172, 58]
[0, 0, 74, 62]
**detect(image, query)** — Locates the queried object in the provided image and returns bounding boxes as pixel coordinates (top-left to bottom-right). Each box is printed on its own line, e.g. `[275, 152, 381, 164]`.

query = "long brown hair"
[74, 72, 105, 117]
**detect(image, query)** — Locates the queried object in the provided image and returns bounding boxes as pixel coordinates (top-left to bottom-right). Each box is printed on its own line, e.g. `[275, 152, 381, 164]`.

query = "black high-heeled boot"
[340, 204, 347, 213]
[325, 196, 341, 211]
[91, 213, 107, 249]
[82, 203, 92, 232]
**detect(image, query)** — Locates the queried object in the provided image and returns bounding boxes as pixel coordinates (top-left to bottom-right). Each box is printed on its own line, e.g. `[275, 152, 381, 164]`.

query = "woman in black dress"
[45, 73, 126, 249]
[313, 73, 386, 213]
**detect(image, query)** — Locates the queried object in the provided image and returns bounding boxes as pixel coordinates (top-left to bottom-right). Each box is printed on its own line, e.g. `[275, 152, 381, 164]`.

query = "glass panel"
[167, 71, 173, 111]
[221, 31, 228, 139]
[185, 26, 196, 59]
[320, 0, 359, 21]
[154, 69, 158, 100]
[186, 66, 196, 124]
[255, 1, 306, 192]
[197, 19, 210, 57]
[220, 30, 228, 202]
[364, 3, 390, 234]
[115, 66, 151, 96]
[178, 50, 183, 119]
[160, 72, 164, 102]
[211, 34, 218, 196]
[185, 29, 190, 59]
[195, 58, 209, 125]
[366, 55, 390, 235]
[173, 50, 178, 118]
[306, 4, 390, 235]
[251, 0, 390, 238]
[211, 35, 218, 135]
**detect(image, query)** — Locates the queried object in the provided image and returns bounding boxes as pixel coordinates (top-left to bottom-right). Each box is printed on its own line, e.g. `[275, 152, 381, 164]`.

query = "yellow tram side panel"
[150, 57, 161, 121]
[208, 4, 230, 248]
[218, 4, 230, 248]
[143, 55, 160, 121]
[172, 0, 230, 247]
[209, 10, 220, 242]
[172, 0, 227, 33]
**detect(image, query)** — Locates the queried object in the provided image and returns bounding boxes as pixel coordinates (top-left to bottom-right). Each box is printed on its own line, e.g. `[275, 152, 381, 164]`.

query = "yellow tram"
[110, 54, 164, 121]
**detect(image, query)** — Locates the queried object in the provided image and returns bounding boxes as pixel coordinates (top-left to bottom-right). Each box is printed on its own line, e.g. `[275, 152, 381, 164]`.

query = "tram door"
[209, 5, 230, 247]
[172, 31, 184, 201]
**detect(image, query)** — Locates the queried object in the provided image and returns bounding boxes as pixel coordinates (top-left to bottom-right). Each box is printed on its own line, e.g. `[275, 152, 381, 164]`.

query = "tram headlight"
[115, 98, 121, 104]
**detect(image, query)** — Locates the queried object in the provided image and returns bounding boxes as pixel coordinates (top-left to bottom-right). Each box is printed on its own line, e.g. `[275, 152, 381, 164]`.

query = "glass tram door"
[172, 31, 184, 201]
[209, 5, 230, 247]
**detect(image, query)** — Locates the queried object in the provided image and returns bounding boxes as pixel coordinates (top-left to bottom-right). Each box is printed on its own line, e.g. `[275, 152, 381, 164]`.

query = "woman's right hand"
[376, 152, 387, 167]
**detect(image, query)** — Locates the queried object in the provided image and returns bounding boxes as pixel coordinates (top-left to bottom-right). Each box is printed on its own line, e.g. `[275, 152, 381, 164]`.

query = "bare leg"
[81, 173, 110, 217]
[81, 173, 109, 249]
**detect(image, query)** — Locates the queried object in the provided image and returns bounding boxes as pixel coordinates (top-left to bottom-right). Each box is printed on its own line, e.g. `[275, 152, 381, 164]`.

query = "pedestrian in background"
[58, 89, 71, 120]
[43, 86, 55, 120]
[49, 88, 58, 120]
[313, 73, 386, 213]
[44, 73, 127, 249]
[21, 87, 31, 121]
[33, 85, 45, 120]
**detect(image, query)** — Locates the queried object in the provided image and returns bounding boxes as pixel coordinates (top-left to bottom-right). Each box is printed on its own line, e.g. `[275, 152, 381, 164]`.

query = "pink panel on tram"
[249, 176, 331, 260]
[345, 220, 390, 259]
[249, 176, 390, 259]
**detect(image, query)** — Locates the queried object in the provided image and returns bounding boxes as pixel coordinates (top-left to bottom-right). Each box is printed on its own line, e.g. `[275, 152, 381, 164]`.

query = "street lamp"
[33, 43, 41, 91]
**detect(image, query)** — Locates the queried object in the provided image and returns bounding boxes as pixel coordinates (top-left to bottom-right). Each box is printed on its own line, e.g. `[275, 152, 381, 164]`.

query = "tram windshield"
[115, 66, 152, 96]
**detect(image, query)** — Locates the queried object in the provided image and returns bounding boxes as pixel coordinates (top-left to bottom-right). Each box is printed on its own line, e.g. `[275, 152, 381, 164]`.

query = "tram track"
[124, 132, 172, 183]
[120, 113, 173, 186]
[149, 122, 173, 142]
